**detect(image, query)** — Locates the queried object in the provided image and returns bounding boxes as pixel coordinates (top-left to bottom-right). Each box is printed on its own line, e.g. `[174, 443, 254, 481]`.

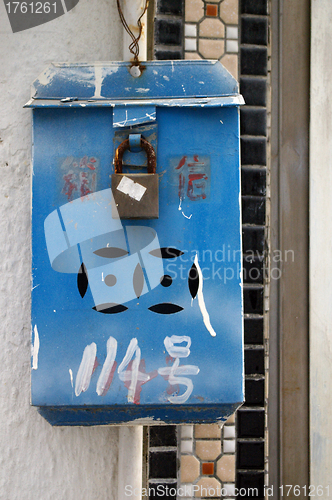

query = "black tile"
[241, 137, 266, 166]
[242, 227, 265, 254]
[237, 441, 265, 469]
[149, 450, 177, 478]
[148, 482, 178, 498]
[241, 17, 268, 46]
[240, 78, 267, 106]
[237, 471, 265, 497]
[244, 318, 264, 344]
[245, 378, 265, 406]
[240, 109, 267, 136]
[241, 47, 268, 76]
[243, 287, 263, 314]
[242, 196, 265, 225]
[157, 0, 183, 15]
[244, 287, 264, 315]
[155, 19, 182, 45]
[241, 167, 266, 196]
[245, 348, 264, 375]
[241, 0, 267, 15]
[150, 426, 177, 447]
[237, 409, 265, 438]
[154, 49, 182, 60]
[243, 256, 264, 284]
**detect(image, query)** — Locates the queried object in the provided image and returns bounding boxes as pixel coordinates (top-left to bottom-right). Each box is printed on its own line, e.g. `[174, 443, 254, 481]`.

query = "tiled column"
[237, 0, 268, 494]
[151, 0, 269, 497]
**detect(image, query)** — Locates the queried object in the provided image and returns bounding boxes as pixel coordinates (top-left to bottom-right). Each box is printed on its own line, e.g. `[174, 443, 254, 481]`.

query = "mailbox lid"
[25, 60, 244, 106]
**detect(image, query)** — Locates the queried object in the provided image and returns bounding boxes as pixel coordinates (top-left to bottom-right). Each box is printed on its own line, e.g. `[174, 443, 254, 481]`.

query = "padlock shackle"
[114, 137, 156, 174]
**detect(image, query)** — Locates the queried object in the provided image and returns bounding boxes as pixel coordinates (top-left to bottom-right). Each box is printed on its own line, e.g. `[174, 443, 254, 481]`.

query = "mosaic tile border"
[179, 417, 236, 499]
[184, 0, 239, 79]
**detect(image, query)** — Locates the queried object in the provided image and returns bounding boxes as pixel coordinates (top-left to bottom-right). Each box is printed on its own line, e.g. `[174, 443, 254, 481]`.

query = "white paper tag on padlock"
[117, 176, 147, 201]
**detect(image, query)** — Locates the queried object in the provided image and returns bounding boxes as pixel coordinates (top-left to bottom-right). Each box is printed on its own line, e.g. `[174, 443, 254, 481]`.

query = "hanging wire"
[117, 0, 149, 65]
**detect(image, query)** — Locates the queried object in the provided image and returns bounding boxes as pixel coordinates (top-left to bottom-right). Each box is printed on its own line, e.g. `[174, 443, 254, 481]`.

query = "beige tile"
[195, 424, 221, 439]
[216, 454, 235, 482]
[219, 0, 239, 24]
[185, 0, 204, 22]
[220, 54, 238, 80]
[194, 477, 221, 498]
[185, 52, 202, 60]
[195, 440, 221, 460]
[225, 412, 235, 424]
[199, 18, 225, 38]
[181, 455, 200, 483]
[199, 39, 224, 59]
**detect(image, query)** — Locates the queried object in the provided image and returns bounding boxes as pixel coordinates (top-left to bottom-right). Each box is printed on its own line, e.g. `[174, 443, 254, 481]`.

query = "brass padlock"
[112, 136, 159, 219]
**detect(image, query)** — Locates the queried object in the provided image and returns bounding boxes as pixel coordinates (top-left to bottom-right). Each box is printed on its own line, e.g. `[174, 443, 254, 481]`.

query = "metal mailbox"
[27, 60, 245, 425]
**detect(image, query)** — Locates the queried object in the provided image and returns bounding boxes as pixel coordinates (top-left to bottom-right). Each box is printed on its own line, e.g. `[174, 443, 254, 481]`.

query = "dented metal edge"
[24, 95, 245, 108]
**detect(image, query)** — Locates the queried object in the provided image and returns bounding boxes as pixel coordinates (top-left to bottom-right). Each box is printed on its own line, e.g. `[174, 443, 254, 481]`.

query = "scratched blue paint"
[28, 61, 244, 425]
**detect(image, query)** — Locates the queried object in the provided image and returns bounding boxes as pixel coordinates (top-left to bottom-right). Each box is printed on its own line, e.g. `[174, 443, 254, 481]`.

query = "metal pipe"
[118, 426, 143, 499]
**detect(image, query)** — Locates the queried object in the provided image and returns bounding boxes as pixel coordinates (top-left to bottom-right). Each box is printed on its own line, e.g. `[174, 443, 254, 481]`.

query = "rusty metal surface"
[114, 137, 156, 174]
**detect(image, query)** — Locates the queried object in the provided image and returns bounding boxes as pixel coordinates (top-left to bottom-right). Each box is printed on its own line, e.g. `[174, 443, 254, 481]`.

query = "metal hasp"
[26, 61, 245, 426]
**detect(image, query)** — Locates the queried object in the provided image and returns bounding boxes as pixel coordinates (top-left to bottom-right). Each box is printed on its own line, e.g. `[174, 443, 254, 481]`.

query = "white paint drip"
[31, 325, 40, 370]
[69, 369, 74, 388]
[75, 342, 97, 396]
[163, 75, 170, 81]
[117, 176, 146, 201]
[178, 198, 192, 219]
[136, 88, 150, 93]
[194, 254, 217, 337]
[94, 65, 103, 98]
[96, 336, 117, 396]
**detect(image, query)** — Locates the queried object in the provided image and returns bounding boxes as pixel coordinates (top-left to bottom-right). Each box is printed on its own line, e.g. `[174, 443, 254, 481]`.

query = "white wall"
[310, 0, 332, 488]
[0, 2, 125, 498]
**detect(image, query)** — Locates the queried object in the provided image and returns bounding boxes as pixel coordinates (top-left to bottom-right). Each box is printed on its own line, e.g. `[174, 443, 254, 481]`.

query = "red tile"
[202, 462, 215, 475]
[206, 4, 218, 16]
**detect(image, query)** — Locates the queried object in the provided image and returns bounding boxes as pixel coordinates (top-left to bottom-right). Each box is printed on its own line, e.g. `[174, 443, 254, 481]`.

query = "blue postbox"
[27, 60, 244, 425]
